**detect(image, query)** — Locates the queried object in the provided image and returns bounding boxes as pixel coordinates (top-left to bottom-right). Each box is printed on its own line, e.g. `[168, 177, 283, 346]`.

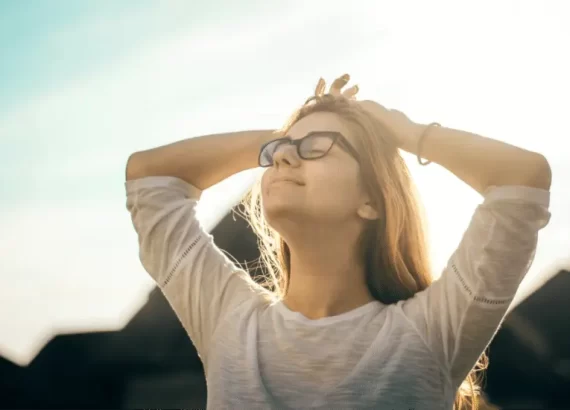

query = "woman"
[125, 74, 551, 409]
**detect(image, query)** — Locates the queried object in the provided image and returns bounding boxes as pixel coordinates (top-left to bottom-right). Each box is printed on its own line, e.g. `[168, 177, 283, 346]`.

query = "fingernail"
[342, 74, 350, 81]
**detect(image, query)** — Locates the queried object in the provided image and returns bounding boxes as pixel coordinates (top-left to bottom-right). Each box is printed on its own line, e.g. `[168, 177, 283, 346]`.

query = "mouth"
[272, 178, 304, 186]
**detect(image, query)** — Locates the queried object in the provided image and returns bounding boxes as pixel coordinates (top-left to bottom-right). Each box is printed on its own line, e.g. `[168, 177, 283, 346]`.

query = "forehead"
[288, 111, 355, 143]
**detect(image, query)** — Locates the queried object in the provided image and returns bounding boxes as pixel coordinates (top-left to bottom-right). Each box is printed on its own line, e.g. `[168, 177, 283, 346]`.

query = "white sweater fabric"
[126, 176, 550, 410]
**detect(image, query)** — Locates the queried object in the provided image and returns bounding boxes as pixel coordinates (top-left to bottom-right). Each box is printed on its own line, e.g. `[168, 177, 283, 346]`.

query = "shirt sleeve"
[398, 185, 551, 390]
[125, 176, 266, 362]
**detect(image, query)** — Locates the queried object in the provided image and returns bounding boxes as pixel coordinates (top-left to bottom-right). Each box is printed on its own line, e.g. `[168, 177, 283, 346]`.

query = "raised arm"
[377, 111, 551, 388]
[126, 129, 275, 187]
[402, 122, 552, 194]
[125, 129, 276, 363]
[354, 90, 552, 389]
[358, 99, 551, 194]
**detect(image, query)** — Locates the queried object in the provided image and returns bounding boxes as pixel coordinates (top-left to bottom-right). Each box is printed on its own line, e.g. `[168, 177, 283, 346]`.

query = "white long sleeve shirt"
[126, 176, 550, 410]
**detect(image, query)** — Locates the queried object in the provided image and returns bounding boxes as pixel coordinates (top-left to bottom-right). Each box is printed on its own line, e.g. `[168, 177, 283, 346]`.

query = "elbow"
[527, 154, 552, 191]
[485, 153, 552, 192]
[125, 151, 147, 181]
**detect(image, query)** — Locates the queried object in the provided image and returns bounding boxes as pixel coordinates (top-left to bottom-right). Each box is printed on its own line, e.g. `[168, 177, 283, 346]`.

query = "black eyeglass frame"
[258, 131, 360, 168]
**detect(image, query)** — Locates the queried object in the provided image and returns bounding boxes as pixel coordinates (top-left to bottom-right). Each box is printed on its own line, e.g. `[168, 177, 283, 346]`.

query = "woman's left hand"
[315, 74, 425, 152]
[358, 100, 426, 152]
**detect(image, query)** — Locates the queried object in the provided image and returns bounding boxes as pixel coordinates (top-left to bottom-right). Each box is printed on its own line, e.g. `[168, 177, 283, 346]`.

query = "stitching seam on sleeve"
[451, 263, 513, 306]
[451, 262, 472, 297]
[473, 295, 510, 305]
[451, 262, 510, 306]
[161, 234, 203, 287]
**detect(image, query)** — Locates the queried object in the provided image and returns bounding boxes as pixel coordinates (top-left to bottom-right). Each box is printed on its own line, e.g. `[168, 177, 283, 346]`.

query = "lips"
[272, 177, 304, 186]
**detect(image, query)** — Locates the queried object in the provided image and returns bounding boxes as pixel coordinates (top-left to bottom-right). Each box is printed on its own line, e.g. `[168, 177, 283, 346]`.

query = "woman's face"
[261, 111, 374, 231]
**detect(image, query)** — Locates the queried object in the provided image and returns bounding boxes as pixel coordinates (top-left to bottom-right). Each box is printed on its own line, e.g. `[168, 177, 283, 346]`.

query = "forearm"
[126, 130, 275, 190]
[403, 124, 552, 195]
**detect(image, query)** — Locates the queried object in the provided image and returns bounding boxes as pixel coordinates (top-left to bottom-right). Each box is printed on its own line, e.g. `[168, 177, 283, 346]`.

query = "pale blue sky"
[0, 0, 264, 108]
[1, 0, 569, 365]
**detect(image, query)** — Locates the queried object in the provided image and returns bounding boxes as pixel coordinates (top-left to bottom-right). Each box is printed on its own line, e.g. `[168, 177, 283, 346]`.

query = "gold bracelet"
[417, 122, 441, 166]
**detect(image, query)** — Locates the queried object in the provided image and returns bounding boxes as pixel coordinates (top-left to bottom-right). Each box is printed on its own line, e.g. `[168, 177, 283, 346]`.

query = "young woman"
[125, 74, 551, 409]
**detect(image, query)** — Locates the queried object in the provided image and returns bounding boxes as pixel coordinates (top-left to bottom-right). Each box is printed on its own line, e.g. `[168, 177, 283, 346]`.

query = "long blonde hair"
[239, 94, 488, 409]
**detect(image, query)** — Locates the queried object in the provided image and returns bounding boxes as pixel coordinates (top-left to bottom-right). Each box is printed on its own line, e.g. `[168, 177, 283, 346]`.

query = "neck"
[280, 225, 375, 320]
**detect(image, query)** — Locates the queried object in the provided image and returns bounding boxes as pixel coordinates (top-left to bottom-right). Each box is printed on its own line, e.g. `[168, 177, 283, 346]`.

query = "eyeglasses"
[258, 131, 360, 168]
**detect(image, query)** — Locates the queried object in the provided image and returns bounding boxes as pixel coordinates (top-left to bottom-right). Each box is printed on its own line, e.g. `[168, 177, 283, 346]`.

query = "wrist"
[400, 123, 427, 154]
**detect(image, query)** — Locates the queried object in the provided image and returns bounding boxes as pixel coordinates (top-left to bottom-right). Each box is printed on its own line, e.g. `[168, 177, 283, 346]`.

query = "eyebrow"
[285, 130, 341, 140]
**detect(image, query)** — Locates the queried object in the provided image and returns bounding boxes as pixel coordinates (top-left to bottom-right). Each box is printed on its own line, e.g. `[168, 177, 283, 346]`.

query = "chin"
[262, 201, 292, 223]
[262, 195, 296, 217]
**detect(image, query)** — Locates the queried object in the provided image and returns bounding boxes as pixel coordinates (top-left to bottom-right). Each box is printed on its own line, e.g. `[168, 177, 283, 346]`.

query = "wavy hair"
[239, 94, 488, 409]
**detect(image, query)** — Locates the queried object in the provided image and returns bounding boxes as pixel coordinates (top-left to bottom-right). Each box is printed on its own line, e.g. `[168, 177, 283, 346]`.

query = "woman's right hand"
[314, 74, 359, 100]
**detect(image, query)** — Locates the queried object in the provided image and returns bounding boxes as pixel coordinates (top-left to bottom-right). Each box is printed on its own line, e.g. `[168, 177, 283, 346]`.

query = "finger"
[342, 84, 359, 100]
[329, 74, 350, 96]
[314, 78, 326, 96]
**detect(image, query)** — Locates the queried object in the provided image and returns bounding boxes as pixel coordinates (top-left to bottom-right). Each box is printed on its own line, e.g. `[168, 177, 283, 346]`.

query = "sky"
[1, 0, 569, 366]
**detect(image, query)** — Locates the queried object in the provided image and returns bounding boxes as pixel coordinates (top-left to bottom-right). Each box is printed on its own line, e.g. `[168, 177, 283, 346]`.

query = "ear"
[357, 202, 379, 221]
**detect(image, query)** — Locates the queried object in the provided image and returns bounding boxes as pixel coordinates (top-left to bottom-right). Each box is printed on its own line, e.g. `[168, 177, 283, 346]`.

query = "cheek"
[308, 167, 361, 206]
[260, 171, 271, 194]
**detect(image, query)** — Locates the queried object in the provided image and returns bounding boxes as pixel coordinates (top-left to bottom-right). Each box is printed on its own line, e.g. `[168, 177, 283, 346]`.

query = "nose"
[272, 143, 301, 168]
